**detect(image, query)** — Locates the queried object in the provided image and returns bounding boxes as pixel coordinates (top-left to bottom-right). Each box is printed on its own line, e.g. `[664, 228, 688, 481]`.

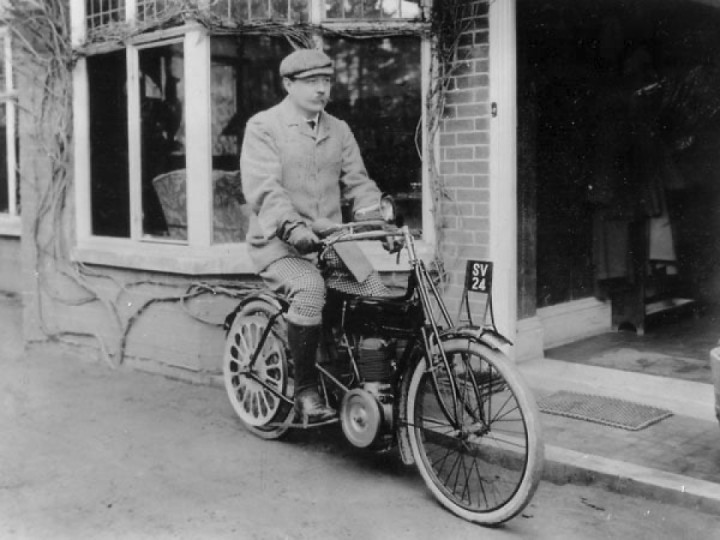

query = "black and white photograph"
[2, 1, 720, 538]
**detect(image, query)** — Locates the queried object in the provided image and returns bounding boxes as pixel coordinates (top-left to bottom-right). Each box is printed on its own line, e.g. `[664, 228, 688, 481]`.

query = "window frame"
[71, 1, 433, 275]
[0, 27, 19, 236]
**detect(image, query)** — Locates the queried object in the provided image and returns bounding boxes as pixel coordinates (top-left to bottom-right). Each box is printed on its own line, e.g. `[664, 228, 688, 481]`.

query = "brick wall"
[437, 0, 491, 316]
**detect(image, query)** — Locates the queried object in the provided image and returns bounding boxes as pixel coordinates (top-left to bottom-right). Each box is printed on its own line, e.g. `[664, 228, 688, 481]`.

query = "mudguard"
[397, 366, 416, 466]
[396, 327, 510, 466]
[442, 325, 513, 351]
[222, 291, 288, 333]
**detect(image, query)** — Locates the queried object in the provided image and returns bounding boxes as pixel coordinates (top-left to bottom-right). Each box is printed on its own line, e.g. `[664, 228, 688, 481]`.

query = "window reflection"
[208, 0, 309, 21]
[139, 43, 186, 239]
[208, 35, 422, 240]
[326, 36, 422, 233]
[324, 0, 421, 19]
[210, 36, 292, 243]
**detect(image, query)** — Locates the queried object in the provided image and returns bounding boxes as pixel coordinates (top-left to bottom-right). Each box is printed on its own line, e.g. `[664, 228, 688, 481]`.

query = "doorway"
[517, 0, 720, 374]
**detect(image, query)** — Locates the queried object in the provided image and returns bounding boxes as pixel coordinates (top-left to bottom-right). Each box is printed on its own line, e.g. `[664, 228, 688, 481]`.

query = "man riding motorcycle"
[240, 48, 392, 425]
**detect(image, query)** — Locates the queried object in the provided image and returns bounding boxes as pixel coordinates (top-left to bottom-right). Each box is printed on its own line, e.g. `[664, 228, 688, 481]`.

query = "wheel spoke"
[408, 340, 543, 523]
[223, 310, 292, 437]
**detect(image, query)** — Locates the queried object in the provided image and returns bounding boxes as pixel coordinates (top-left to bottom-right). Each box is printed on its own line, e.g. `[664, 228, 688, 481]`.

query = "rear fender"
[223, 292, 288, 333]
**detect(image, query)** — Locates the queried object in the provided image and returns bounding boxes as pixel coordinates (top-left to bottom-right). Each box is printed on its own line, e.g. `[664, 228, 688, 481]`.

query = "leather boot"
[287, 322, 336, 425]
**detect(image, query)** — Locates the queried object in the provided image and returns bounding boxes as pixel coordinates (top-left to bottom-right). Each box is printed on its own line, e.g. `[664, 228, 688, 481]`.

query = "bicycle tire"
[223, 300, 294, 440]
[406, 337, 544, 525]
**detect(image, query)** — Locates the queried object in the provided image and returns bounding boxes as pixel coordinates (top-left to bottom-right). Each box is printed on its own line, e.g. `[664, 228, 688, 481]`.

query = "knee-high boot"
[287, 322, 335, 423]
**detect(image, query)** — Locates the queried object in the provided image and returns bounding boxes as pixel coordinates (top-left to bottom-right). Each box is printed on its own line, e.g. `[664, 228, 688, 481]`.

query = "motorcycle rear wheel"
[223, 300, 293, 440]
[406, 338, 544, 525]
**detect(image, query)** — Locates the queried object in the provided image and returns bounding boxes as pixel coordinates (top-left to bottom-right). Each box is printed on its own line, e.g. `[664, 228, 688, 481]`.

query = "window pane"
[208, 0, 308, 21]
[290, 0, 310, 22]
[325, 37, 423, 234]
[324, 0, 421, 20]
[251, 0, 268, 19]
[139, 43, 186, 239]
[137, 0, 172, 22]
[86, 0, 125, 31]
[0, 103, 7, 213]
[209, 0, 248, 20]
[210, 35, 292, 244]
[88, 51, 130, 237]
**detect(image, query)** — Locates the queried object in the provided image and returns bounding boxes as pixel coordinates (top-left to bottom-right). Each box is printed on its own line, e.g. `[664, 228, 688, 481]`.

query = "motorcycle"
[222, 215, 544, 525]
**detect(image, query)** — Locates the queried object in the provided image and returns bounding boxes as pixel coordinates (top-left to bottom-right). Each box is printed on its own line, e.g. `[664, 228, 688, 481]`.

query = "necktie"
[308, 119, 316, 132]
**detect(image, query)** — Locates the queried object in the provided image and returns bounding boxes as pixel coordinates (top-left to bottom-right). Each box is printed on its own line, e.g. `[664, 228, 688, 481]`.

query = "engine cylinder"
[356, 337, 394, 382]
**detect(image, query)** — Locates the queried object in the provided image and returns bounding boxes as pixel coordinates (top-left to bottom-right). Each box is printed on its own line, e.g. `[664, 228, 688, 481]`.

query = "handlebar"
[315, 221, 404, 247]
[313, 220, 412, 263]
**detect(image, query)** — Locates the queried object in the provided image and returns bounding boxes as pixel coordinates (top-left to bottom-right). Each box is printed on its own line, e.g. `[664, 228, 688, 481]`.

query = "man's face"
[283, 75, 332, 117]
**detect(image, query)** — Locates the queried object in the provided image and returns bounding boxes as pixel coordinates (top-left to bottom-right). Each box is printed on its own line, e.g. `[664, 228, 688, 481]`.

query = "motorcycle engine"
[356, 336, 395, 383]
[339, 336, 396, 449]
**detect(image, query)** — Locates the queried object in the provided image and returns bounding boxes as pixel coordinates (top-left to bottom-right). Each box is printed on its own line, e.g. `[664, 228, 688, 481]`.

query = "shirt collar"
[281, 97, 323, 127]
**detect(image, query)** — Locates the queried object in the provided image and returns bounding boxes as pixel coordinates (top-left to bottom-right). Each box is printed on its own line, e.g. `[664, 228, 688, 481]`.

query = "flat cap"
[279, 49, 334, 79]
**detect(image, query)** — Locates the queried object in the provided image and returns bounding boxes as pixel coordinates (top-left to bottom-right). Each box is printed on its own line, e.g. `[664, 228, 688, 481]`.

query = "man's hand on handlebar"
[285, 223, 321, 254]
[311, 218, 342, 238]
[382, 233, 403, 254]
[307, 217, 404, 255]
[353, 206, 384, 233]
[355, 208, 403, 253]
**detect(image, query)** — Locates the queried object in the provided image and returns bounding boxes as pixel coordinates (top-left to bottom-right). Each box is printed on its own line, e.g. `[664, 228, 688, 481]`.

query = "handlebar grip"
[311, 220, 343, 237]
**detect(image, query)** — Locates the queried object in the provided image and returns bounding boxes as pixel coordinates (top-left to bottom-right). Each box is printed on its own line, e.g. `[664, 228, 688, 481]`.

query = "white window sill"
[72, 237, 434, 276]
[73, 238, 255, 275]
[0, 215, 21, 237]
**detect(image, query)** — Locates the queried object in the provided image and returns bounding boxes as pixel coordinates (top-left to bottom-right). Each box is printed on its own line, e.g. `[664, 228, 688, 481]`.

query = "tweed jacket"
[240, 97, 381, 273]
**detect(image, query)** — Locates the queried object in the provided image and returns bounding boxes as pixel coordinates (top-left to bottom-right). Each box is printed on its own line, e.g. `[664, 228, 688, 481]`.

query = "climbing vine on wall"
[4, 0, 477, 368]
[427, 0, 485, 282]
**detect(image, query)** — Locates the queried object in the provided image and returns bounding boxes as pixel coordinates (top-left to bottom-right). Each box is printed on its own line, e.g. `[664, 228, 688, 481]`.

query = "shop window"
[138, 42, 186, 239]
[87, 42, 186, 240]
[209, 34, 422, 241]
[0, 29, 19, 230]
[325, 36, 422, 233]
[210, 36, 293, 244]
[74, 2, 428, 273]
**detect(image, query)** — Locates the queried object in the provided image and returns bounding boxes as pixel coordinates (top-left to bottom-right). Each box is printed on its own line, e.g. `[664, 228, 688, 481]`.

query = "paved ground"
[538, 391, 720, 483]
[536, 303, 720, 509]
[4, 290, 720, 538]
[3, 296, 720, 539]
[520, 356, 720, 515]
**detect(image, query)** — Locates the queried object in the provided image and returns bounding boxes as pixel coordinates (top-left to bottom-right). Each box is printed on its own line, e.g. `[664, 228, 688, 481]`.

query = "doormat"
[537, 390, 673, 431]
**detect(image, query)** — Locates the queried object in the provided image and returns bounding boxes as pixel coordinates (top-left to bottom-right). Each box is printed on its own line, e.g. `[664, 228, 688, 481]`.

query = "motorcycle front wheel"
[406, 338, 544, 525]
[223, 300, 293, 440]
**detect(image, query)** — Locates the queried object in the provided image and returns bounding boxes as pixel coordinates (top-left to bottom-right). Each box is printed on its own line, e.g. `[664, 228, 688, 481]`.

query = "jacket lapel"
[316, 114, 330, 143]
